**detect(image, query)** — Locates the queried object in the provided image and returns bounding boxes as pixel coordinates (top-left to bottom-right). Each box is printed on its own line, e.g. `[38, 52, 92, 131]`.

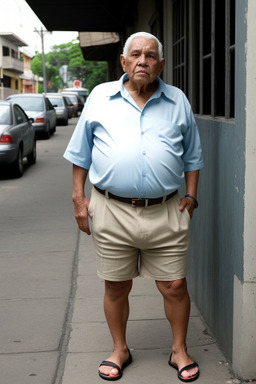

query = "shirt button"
[141, 131, 145, 135]
[142, 150, 146, 155]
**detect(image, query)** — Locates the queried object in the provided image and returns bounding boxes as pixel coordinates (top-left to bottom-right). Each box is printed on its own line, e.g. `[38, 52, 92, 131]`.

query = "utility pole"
[34, 27, 48, 93]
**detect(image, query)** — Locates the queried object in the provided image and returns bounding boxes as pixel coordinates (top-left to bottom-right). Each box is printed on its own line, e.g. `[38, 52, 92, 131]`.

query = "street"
[0, 119, 80, 384]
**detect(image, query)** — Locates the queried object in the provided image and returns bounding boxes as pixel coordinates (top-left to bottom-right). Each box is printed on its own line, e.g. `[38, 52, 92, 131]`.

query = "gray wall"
[187, 0, 247, 362]
[188, 118, 245, 359]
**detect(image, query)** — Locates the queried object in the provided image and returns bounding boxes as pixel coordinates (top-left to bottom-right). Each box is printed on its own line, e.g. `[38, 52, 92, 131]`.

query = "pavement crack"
[52, 229, 80, 384]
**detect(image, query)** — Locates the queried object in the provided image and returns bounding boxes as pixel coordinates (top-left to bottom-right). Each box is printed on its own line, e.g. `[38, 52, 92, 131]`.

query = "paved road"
[0, 119, 79, 384]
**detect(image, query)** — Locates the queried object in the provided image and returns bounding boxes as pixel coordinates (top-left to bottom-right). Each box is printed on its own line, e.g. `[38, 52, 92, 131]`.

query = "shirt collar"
[104, 74, 127, 97]
[155, 77, 177, 102]
[105, 73, 176, 103]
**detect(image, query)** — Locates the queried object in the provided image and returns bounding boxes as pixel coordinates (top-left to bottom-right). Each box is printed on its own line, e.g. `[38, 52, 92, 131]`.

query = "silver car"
[62, 95, 75, 118]
[46, 93, 69, 125]
[63, 87, 88, 103]
[61, 92, 79, 117]
[0, 101, 36, 177]
[5, 93, 56, 139]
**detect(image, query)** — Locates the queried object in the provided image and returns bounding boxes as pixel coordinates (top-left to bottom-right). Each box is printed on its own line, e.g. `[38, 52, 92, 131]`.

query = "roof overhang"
[25, 0, 138, 33]
[0, 33, 28, 47]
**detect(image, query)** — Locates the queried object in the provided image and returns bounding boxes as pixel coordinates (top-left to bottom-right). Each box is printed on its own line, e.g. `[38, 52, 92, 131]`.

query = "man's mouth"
[135, 70, 149, 75]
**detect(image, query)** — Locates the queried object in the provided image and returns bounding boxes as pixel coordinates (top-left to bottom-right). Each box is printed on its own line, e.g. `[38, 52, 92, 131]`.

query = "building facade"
[20, 48, 38, 93]
[0, 33, 39, 98]
[0, 33, 26, 98]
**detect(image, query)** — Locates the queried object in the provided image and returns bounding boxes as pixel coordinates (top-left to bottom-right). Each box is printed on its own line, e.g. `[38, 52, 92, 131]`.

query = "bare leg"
[156, 278, 199, 380]
[99, 279, 133, 378]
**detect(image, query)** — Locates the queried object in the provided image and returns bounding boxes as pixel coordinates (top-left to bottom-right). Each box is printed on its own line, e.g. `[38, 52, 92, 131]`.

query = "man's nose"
[138, 54, 147, 65]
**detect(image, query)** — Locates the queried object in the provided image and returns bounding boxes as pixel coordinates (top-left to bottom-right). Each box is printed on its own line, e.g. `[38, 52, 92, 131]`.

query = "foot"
[169, 350, 199, 381]
[99, 349, 131, 379]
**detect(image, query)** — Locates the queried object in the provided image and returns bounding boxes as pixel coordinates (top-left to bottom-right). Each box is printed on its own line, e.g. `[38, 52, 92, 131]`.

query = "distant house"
[0, 32, 39, 98]
[20, 48, 39, 93]
[0, 32, 26, 98]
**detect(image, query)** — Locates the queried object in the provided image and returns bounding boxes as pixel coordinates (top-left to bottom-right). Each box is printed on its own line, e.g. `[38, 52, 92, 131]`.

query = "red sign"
[73, 80, 81, 88]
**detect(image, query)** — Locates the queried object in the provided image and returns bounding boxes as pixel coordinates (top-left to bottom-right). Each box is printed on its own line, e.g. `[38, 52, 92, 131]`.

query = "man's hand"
[72, 165, 90, 234]
[179, 196, 195, 218]
[179, 170, 200, 218]
[73, 195, 91, 235]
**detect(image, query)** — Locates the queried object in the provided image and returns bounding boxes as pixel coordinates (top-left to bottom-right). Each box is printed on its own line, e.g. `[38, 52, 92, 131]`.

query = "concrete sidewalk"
[61, 232, 242, 384]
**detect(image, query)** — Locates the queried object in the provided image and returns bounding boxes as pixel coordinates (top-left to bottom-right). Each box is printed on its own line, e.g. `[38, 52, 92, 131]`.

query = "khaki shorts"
[88, 187, 190, 282]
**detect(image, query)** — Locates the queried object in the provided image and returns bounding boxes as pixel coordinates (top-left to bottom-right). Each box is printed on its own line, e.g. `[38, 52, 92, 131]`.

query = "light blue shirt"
[63, 74, 204, 198]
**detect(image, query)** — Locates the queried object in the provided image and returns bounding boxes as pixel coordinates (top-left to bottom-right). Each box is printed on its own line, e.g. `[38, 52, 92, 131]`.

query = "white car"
[47, 93, 69, 125]
[6, 93, 57, 139]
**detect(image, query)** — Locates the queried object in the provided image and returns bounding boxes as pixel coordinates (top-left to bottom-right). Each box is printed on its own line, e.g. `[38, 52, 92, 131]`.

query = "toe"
[180, 367, 199, 379]
[99, 366, 120, 378]
[108, 368, 120, 377]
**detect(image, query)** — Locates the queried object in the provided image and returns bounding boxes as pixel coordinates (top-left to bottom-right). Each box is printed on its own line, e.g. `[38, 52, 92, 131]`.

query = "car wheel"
[27, 140, 37, 165]
[12, 147, 23, 177]
[51, 124, 56, 134]
[45, 121, 51, 139]
[51, 119, 57, 134]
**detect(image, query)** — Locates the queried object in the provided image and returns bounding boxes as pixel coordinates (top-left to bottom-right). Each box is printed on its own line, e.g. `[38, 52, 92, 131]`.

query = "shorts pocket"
[88, 188, 96, 218]
[183, 206, 191, 221]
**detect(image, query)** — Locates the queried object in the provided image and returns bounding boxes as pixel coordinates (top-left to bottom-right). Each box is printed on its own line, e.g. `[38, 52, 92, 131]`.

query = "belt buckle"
[131, 198, 148, 207]
[132, 198, 140, 208]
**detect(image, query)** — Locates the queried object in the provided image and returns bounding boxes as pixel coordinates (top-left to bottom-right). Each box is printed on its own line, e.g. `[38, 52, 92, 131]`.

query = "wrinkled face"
[120, 37, 165, 86]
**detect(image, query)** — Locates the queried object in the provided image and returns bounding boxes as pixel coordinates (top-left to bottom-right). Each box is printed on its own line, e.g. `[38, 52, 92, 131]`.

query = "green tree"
[31, 40, 108, 93]
[30, 53, 43, 77]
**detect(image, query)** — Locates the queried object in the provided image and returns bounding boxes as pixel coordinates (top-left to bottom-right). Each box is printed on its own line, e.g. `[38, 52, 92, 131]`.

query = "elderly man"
[64, 32, 203, 382]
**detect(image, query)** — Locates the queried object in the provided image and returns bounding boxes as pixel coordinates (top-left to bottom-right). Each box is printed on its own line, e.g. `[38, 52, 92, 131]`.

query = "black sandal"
[99, 350, 133, 381]
[168, 353, 200, 382]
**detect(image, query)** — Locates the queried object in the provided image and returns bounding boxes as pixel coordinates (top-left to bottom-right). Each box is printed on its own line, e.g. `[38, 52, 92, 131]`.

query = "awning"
[79, 32, 120, 61]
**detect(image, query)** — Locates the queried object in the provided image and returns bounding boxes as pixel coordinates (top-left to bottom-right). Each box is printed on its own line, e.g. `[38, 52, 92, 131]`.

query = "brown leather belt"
[94, 186, 177, 207]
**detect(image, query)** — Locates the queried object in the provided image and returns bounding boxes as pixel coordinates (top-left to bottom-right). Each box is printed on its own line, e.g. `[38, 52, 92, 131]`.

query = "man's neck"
[124, 79, 158, 110]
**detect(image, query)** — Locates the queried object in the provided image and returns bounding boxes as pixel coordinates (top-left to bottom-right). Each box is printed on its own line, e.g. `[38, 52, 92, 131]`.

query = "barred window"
[172, 0, 188, 95]
[172, 0, 235, 118]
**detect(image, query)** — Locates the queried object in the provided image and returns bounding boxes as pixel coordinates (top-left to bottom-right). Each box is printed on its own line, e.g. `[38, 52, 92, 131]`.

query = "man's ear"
[158, 59, 165, 76]
[120, 55, 126, 72]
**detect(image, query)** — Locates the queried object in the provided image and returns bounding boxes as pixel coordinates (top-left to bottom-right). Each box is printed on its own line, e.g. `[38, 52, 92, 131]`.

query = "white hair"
[122, 32, 164, 61]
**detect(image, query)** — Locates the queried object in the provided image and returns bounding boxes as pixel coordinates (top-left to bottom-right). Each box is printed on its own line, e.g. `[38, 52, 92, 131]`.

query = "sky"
[0, 0, 78, 54]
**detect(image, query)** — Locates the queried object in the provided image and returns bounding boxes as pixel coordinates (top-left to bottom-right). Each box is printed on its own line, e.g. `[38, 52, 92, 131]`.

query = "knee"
[105, 280, 132, 301]
[156, 278, 188, 302]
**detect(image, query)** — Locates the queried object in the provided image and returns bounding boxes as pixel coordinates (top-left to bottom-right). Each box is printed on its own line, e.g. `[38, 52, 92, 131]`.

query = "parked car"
[75, 94, 85, 113]
[5, 93, 56, 139]
[46, 93, 69, 125]
[62, 95, 75, 118]
[61, 92, 80, 116]
[0, 100, 36, 177]
[63, 87, 88, 103]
